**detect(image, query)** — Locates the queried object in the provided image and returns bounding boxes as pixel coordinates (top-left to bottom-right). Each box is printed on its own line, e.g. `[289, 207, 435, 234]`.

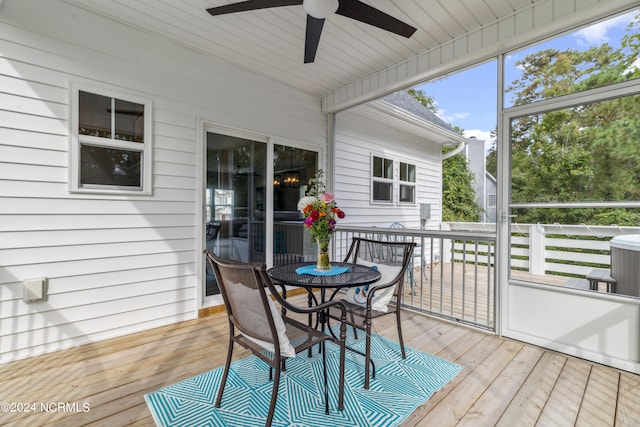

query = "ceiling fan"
[206, 0, 417, 63]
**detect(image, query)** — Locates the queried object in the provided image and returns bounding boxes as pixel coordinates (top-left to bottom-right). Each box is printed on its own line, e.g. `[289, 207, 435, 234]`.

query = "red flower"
[334, 208, 345, 219]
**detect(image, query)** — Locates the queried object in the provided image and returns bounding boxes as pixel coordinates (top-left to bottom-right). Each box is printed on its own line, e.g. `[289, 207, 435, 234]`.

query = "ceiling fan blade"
[206, 0, 302, 16]
[304, 15, 325, 63]
[336, 0, 416, 38]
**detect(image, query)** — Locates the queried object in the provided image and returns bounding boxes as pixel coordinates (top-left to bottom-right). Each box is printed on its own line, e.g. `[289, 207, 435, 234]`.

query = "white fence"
[333, 223, 638, 331]
[446, 222, 640, 278]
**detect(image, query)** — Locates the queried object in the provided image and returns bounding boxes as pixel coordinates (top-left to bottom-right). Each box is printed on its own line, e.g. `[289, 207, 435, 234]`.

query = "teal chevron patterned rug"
[145, 330, 462, 426]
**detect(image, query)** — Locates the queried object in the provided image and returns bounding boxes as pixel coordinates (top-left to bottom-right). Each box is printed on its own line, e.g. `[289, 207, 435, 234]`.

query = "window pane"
[504, 10, 639, 108]
[373, 156, 382, 178]
[400, 162, 416, 182]
[374, 156, 394, 179]
[273, 145, 317, 266]
[79, 91, 111, 138]
[399, 184, 414, 203]
[511, 95, 640, 207]
[115, 99, 145, 143]
[383, 158, 393, 179]
[80, 145, 142, 187]
[373, 181, 392, 202]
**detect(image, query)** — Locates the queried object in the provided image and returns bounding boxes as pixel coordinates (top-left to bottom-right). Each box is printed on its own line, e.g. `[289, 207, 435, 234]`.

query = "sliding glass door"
[205, 131, 266, 297]
[272, 145, 318, 265]
[203, 130, 320, 299]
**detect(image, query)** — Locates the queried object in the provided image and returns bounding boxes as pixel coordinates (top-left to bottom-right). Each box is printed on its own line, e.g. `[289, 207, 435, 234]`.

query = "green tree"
[407, 88, 439, 114]
[485, 129, 497, 177]
[408, 89, 481, 222]
[442, 147, 482, 221]
[506, 18, 640, 225]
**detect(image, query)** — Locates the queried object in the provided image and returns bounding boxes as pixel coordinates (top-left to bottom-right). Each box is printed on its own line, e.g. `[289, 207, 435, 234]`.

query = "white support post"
[440, 222, 452, 263]
[529, 224, 546, 276]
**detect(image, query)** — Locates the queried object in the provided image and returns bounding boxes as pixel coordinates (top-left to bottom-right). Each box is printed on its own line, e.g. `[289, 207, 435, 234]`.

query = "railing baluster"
[429, 237, 442, 311]
[333, 225, 496, 332]
[487, 241, 492, 326]
[474, 240, 479, 324]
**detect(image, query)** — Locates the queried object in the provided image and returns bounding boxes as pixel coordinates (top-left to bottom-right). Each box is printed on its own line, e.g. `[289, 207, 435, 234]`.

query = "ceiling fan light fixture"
[303, 0, 338, 19]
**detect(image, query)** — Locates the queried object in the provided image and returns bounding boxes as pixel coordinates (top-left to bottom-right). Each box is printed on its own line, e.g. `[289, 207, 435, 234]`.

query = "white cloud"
[624, 57, 640, 75]
[574, 11, 635, 45]
[438, 109, 470, 125]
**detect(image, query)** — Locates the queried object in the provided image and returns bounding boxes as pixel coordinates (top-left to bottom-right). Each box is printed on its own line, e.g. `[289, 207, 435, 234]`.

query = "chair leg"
[364, 321, 372, 389]
[322, 341, 329, 414]
[408, 260, 416, 295]
[350, 312, 358, 339]
[266, 364, 281, 427]
[215, 338, 234, 407]
[308, 293, 314, 357]
[396, 308, 406, 359]
[338, 323, 346, 411]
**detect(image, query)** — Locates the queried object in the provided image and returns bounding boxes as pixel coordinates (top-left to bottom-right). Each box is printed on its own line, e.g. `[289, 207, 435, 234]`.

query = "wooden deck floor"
[1, 300, 639, 427]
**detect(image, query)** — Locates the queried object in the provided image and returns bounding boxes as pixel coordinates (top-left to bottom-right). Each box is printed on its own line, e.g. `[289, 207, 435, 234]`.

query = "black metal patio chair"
[327, 237, 416, 389]
[204, 250, 348, 427]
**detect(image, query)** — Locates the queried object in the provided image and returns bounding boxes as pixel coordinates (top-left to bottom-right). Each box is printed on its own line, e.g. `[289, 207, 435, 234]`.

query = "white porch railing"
[333, 223, 639, 332]
[333, 226, 497, 331]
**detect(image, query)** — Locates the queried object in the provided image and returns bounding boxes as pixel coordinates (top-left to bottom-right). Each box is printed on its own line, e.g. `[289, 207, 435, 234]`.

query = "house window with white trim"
[399, 161, 416, 204]
[70, 84, 152, 194]
[372, 155, 393, 203]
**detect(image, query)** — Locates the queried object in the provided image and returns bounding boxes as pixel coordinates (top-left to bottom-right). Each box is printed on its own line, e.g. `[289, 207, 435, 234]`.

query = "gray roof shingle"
[381, 91, 456, 132]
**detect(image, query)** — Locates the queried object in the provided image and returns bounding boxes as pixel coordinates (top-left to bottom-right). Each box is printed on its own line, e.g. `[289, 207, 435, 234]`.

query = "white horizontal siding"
[2, 227, 196, 249]
[334, 109, 442, 229]
[0, 0, 325, 363]
[0, 214, 194, 232]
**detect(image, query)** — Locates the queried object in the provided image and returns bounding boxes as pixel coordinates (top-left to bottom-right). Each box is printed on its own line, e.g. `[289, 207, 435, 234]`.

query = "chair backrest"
[204, 251, 288, 355]
[342, 238, 416, 310]
[345, 237, 414, 268]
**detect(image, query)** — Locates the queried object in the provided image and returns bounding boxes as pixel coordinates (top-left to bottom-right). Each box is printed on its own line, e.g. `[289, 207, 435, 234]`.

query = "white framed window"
[371, 155, 418, 204]
[371, 155, 394, 203]
[69, 83, 152, 194]
[399, 161, 416, 204]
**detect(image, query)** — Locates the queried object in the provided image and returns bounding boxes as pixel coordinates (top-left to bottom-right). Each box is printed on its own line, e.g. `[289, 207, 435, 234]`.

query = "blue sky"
[413, 9, 638, 151]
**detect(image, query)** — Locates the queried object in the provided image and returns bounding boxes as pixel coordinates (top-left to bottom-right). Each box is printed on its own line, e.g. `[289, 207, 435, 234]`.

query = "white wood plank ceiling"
[63, 0, 636, 110]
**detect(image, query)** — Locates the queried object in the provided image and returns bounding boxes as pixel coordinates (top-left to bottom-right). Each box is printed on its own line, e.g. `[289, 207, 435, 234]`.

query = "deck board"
[457, 344, 544, 426]
[0, 299, 639, 427]
[536, 357, 591, 426]
[616, 372, 640, 425]
[575, 365, 618, 427]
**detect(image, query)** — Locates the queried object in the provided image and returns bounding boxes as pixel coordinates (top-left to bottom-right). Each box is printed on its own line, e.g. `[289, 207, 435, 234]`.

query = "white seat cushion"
[230, 280, 295, 358]
[343, 258, 402, 313]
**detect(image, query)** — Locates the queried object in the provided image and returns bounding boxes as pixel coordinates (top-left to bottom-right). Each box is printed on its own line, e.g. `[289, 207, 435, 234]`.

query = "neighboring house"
[484, 172, 497, 223]
[466, 137, 497, 223]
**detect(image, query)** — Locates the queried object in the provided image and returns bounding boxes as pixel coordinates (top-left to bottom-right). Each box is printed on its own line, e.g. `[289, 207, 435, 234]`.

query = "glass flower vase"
[316, 237, 331, 271]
